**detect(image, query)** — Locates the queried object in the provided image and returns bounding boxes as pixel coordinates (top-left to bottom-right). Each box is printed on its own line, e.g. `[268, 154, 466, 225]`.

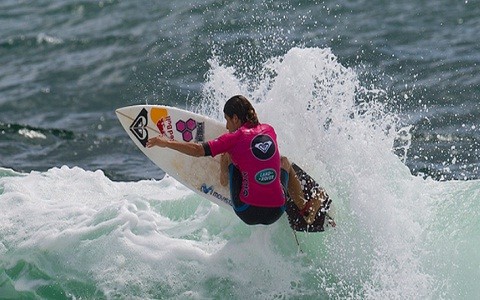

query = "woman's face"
[224, 114, 241, 133]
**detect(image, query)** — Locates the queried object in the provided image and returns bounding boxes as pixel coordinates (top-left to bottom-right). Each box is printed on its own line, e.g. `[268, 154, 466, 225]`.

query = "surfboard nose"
[115, 106, 130, 118]
[115, 105, 148, 123]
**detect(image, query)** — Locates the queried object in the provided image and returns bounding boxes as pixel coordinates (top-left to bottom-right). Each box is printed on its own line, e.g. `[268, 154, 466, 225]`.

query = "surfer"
[146, 95, 322, 225]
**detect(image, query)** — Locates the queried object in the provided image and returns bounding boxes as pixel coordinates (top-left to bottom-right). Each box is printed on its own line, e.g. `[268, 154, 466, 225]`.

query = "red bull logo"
[157, 116, 175, 140]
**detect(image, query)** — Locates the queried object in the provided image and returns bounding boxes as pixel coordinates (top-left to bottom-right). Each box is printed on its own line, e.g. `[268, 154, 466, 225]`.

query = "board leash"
[291, 229, 303, 253]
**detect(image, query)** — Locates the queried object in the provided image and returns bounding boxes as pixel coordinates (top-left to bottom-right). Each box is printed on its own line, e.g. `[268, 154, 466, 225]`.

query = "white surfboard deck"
[116, 105, 232, 210]
[116, 104, 334, 232]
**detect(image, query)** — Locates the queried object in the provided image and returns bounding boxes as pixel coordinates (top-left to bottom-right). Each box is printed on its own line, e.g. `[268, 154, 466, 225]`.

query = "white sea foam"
[1, 48, 480, 299]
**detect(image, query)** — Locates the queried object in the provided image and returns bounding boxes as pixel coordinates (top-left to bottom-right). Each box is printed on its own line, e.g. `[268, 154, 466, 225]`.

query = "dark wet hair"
[223, 95, 259, 126]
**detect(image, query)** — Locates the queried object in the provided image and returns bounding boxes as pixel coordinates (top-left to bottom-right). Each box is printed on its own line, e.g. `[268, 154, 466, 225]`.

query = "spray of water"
[196, 47, 480, 298]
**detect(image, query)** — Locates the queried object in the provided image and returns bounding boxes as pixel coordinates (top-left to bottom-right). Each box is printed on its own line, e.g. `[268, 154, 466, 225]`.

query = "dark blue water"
[1, 1, 479, 299]
[1, 0, 478, 181]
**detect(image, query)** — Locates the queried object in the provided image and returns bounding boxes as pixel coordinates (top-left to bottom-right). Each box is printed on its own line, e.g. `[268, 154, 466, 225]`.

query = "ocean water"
[1, 0, 479, 299]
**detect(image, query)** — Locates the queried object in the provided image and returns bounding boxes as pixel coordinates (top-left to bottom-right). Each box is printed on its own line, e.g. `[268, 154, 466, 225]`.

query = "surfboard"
[116, 105, 334, 232]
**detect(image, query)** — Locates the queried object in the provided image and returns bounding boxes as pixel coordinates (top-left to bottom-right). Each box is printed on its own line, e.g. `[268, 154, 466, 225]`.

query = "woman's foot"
[300, 200, 320, 225]
[300, 189, 327, 224]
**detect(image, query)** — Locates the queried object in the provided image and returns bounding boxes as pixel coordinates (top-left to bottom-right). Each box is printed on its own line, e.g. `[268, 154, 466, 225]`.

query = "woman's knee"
[280, 156, 291, 170]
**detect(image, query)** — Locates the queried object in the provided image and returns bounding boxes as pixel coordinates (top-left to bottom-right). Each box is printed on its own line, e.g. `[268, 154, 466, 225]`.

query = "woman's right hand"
[146, 135, 167, 148]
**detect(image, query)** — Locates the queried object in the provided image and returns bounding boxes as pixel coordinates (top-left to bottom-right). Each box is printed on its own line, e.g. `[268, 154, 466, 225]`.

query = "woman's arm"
[146, 135, 205, 157]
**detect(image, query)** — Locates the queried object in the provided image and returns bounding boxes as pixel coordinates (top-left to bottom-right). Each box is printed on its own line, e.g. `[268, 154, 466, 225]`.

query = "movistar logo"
[201, 184, 214, 194]
[200, 184, 232, 206]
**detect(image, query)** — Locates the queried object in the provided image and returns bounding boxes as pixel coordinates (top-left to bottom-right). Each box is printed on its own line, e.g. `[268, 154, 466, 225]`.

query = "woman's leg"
[281, 156, 304, 209]
[220, 153, 231, 187]
[281, 156, 322, 225]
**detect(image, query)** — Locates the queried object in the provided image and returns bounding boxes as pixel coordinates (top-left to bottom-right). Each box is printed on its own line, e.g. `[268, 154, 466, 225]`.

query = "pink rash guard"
[207, 123, 285, 207]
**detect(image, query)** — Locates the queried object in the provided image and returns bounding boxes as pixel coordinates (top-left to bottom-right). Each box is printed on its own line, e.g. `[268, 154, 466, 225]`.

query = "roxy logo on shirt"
[251, 134, 275, 160]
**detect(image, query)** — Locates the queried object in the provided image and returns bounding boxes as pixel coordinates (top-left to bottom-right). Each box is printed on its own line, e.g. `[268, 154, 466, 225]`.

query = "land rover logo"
[255, 169, 277, 184]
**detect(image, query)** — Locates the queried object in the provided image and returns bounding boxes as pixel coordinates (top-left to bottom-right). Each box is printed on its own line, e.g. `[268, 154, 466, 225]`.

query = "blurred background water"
[1, 0, 478, 181]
